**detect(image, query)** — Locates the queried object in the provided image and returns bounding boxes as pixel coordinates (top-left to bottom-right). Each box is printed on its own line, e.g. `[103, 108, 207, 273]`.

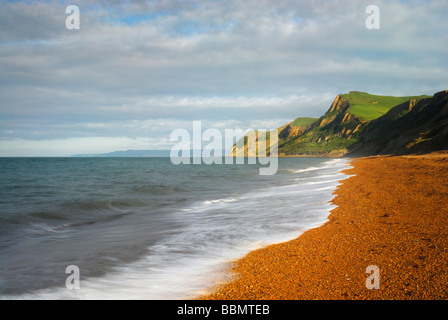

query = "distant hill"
[230, 90, 447, 157]
[72, 150, 171, 157]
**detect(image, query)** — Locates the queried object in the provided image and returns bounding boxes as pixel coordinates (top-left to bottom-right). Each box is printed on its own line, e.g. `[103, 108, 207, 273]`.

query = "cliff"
[348, 90, 448, 156]
[277, 93, 365, 156]
[230, 90, 447, 157]
[278, 117, 317, 140]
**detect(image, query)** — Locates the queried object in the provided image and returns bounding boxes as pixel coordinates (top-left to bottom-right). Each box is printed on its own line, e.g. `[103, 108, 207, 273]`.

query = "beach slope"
[201, 152, 448, 300]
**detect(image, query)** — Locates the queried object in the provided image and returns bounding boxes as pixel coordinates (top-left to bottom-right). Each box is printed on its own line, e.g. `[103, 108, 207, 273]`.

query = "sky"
[0, 0, 447, 156]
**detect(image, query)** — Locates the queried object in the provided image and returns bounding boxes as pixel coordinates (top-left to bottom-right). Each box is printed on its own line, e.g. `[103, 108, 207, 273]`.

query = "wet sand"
[200, 152, 448, 300]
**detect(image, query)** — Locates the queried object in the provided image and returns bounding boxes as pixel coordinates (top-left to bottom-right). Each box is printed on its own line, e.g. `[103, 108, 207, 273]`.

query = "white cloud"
[0, 0, 447, 156]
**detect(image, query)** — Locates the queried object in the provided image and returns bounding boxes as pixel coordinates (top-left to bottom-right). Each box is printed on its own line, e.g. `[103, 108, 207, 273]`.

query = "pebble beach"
[201, 152, 448, 300]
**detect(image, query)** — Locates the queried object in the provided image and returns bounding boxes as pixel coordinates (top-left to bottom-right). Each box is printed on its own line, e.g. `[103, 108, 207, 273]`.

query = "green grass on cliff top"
[291, 117, 318, 127]
[343, 91, 430, 121]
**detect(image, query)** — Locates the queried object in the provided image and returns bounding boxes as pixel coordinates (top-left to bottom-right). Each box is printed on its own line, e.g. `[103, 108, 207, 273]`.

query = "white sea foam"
[1, 158, 352, 300]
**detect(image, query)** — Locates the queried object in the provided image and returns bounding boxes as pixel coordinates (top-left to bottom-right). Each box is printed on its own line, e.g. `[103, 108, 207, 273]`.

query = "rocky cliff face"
[278, 123, 310, 140]
[230, 90, 448, 158]
[229, 131, 258, 157]
[308, 95, 364, 139]
[349, 90, 448, 156]
[276, 95, 364, 156]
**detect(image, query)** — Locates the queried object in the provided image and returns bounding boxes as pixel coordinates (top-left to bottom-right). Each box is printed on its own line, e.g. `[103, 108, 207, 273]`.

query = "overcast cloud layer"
[0, 0, 447, 156]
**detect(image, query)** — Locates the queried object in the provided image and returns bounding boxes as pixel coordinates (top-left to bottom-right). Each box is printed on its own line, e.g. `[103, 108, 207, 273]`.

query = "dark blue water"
[0, 157, 350, 299]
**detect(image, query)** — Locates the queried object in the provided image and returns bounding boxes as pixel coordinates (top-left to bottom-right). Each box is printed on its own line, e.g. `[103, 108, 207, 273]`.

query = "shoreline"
[199, 151, 448, 300]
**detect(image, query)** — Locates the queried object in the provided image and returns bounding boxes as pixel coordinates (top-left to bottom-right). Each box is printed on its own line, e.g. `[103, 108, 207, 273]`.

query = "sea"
[0, 157, 350, 299]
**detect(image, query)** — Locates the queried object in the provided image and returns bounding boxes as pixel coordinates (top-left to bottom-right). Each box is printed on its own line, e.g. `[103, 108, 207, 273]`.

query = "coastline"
[200, 151, 448, 300]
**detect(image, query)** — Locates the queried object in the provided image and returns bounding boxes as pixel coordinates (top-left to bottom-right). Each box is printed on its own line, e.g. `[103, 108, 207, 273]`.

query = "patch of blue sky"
[397, 0, 434, 6]
[292, 17, 302, 25]
[0, 39, 57, 46]
[103, 11, 172, 26]
[350, 49, 414, 62]
[121, 14, 160, 26]
[174, 20, 236, 36]
[2, 0, 31, 3]
[2, 0, 67, 4]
